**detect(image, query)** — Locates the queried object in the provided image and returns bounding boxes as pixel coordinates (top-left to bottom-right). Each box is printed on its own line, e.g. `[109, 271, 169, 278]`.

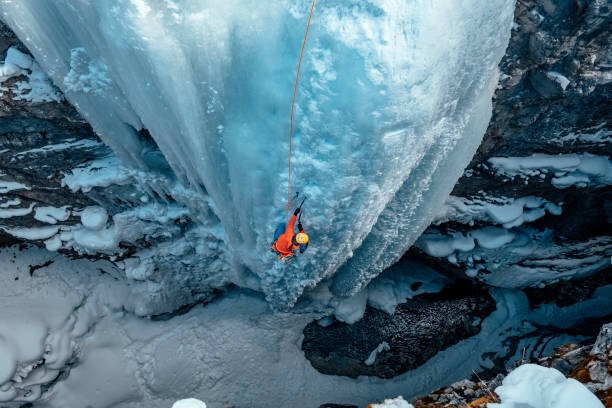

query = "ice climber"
[272, 200, 309, 260]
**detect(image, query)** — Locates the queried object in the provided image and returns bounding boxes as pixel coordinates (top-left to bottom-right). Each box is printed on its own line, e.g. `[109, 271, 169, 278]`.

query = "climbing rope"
[286, 0, 317, 221]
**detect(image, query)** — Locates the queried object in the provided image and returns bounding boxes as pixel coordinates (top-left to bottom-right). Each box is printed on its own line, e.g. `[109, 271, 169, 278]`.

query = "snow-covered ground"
[0, 246, 609, 407]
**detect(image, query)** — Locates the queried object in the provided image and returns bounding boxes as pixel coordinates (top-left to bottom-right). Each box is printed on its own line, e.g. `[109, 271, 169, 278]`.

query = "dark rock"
[524, 267, 612, 308]
[529, 69, 565, 98]
[302, 280, 495, 379]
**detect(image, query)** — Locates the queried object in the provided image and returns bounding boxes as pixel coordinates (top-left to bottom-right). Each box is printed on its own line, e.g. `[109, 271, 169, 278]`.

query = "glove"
[294, 207, 300, 216]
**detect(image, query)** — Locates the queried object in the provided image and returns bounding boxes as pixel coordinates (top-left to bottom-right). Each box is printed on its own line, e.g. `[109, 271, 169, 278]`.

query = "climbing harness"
[286, 0, 317, 222]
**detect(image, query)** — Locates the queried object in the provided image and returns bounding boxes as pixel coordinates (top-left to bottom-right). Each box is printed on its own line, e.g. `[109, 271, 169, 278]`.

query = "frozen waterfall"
[0, 0, 516, 307]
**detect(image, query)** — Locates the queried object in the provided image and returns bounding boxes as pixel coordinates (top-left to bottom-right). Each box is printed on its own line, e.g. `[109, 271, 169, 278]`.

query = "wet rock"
[524, 268, 612, 308]
[302, 280, 495, 379]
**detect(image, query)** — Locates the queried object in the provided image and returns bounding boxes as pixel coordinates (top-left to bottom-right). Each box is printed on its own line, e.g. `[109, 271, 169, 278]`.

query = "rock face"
[302, 280, 495, 379]
[413, 0, 611, 288]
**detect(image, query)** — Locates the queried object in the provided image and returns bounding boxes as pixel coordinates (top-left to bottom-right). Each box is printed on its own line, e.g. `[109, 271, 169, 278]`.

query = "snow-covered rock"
[489, 364, 604, 408]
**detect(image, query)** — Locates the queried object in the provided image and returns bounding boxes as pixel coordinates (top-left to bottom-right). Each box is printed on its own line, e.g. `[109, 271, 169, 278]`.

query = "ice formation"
[0, 0, 516, 307]
[488, 154, 612, 189]
[490, 364, 604, 408]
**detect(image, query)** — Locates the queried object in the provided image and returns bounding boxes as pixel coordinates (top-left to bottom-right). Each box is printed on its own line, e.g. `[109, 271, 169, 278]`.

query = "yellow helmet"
[295, 232, 309, 245]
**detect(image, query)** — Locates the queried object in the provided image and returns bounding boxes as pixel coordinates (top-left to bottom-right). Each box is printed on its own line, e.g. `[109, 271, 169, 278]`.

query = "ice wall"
[0, 0, 516, 307]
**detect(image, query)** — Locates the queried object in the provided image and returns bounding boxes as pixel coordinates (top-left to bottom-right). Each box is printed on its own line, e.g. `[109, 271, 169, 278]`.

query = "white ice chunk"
[365, 341, 391, 366]
[63, 48, 111, 95]
[417, 232, 475, 258]
[2, 226, 59, 240]
[12, 61, 63, 103]
[436, 195, 562, 228]
[545, 71, 570, 91]
[172, 399, 207, 408]
[369, 396, 414, 408]
[0, 180, 30, 194]
[80, 206, 108, 230]
[489, 364, 604, 408]
[0, 203, 34, 219]
[471, 227, 515, 250]
[62, 157, 132, 193]
[5, 47, 33, 70]
[334, 289, 368, 324]
[44, 235, 62, 251]
[0, 47, 30, 82]
[0, 198, 21, 208]
[34, 206, 70, 224]
[489, 154, 612, 189]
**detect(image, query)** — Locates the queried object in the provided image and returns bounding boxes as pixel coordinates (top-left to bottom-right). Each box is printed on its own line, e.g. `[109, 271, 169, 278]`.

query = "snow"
[472, 227, 515, 250]
[489, 154, 612, 189]
[62, 156, 133, 193]
[334, 288, 368, 324]
[80, 206, 108, 230]
[5, 46, 32, 70]
[34, 205, 70, 224]
[0, 246, 609, 407]
[12, 61, 63, 103]
[0, 46, 61, 102]
[550, 123, 611, 146]
[417, 227, 515, 257]
[545, 71, 570, 91]
[0, 198, 21, 208]
[0, 46, 27, 82]
[365, 341, 391, 366]
[15, 139, 102, 157]
[1, 226, 59, 240]
[0, 0, 516, 308]
[369, 396, 414, 408]
[0, 179, 30, 193]
[172, 399, 207, 408]
[489, 364, 604, 408]
[63, 47, 112, 95]
[0, 202, 34, 219]
[366, 258, 447, 314]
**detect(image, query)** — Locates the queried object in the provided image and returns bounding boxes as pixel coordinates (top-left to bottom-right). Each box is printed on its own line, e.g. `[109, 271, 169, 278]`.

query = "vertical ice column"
[0, 0, 516, 308]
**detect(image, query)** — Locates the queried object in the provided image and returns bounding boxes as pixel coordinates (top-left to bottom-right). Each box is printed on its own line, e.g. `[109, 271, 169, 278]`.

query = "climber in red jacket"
[272, 200, 309, 260]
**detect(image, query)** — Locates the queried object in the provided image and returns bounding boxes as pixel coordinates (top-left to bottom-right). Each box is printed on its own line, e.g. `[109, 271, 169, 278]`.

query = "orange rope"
[287, 0, 316, 221]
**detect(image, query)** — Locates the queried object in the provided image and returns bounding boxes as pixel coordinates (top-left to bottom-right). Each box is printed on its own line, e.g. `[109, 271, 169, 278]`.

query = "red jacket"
[273, 214, 303, 257]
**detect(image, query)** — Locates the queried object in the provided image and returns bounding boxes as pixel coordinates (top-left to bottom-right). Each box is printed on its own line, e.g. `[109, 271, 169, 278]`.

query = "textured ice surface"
[0, 0, 515, 307]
